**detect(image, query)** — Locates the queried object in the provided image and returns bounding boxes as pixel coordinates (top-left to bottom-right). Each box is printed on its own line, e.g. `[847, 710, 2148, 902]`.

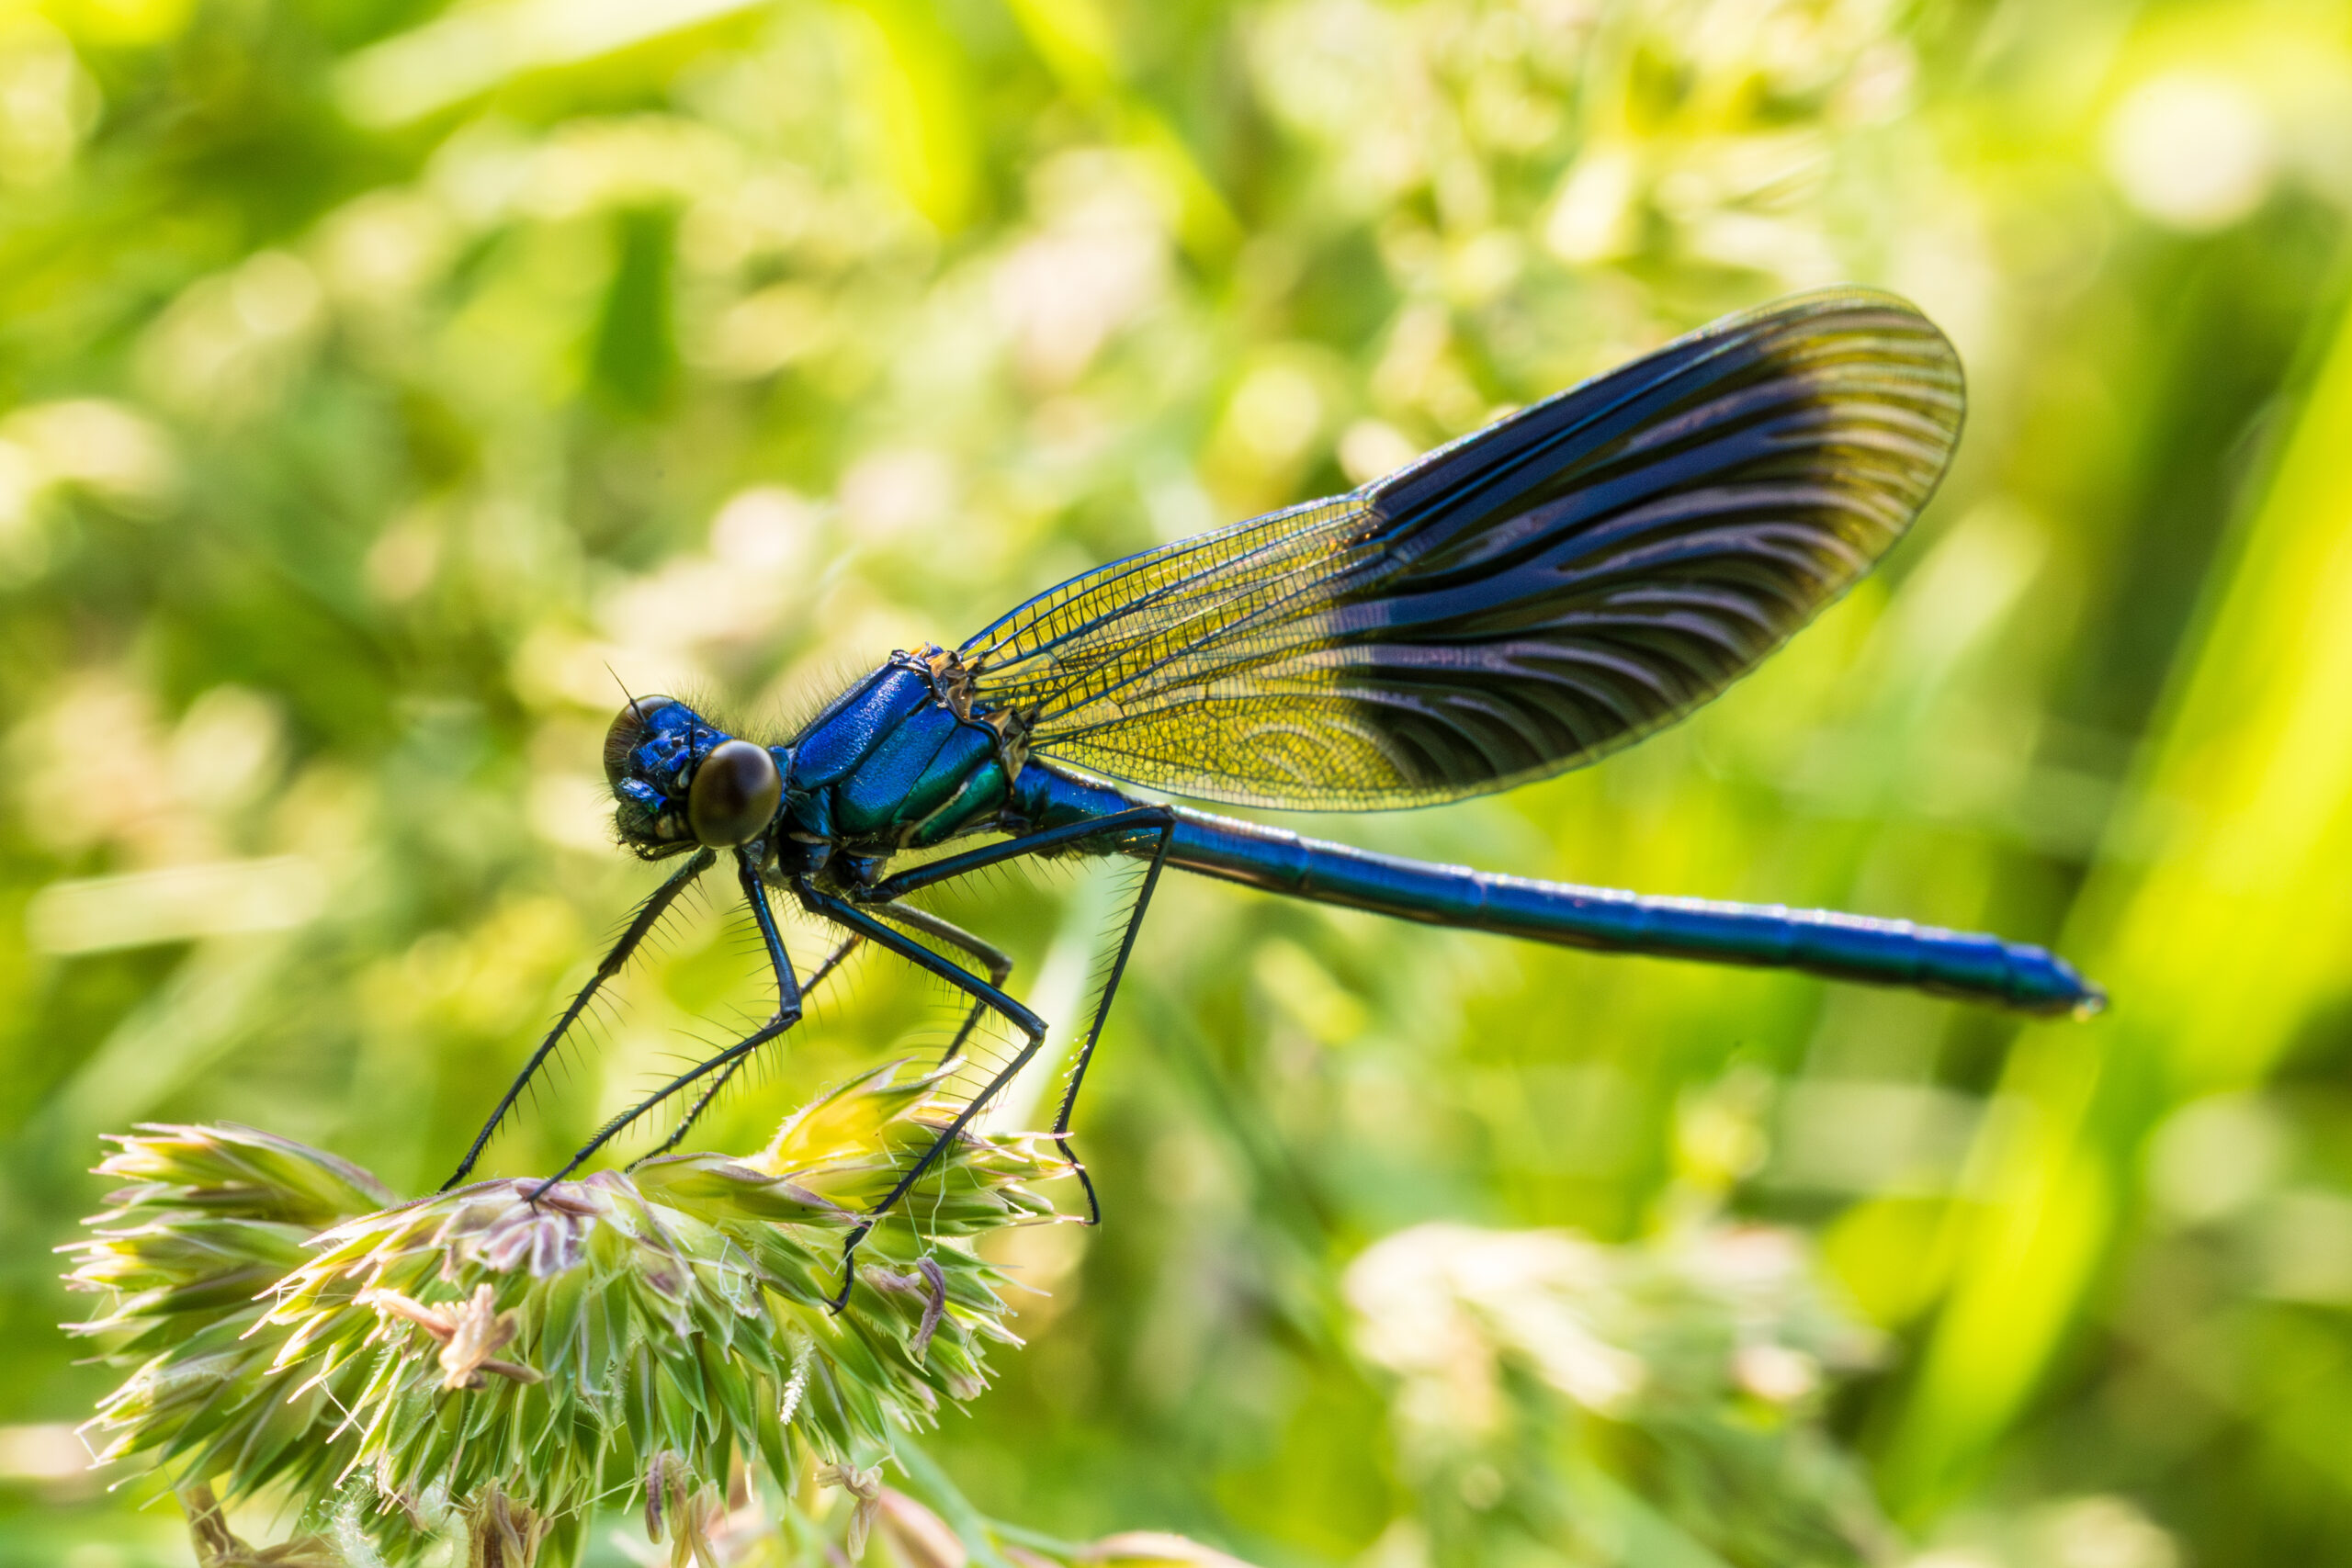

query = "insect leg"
[534, 849, 802, 1192]
[861, 807, 1177, 1221]
[444, 845, 717, 1190]
[638, 929, 863, 1162]
[868, 901, 1013, 1064]
[825, 1023, 1054, 1314]
[658, 888, 1025, 1161]
[1049, 808, 1175, 1225]
[795, 882, 1050, 1310]
[532, 1016, 797, 1197]
[860, 807, 1177, 901]
[797, 885, 1046, 1047]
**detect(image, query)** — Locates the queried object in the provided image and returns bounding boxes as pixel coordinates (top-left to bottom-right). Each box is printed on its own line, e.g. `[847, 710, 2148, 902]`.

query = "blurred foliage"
[2, 0, 2351, 1562]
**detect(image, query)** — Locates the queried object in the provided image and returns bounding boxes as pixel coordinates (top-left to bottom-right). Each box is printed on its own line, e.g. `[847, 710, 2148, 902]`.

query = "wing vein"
[961, 288, 1963, 810]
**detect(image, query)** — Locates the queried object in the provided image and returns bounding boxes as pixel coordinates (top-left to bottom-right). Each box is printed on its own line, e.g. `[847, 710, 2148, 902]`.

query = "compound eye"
[688, 739, 782, 846]
[604, 694, 676, 790]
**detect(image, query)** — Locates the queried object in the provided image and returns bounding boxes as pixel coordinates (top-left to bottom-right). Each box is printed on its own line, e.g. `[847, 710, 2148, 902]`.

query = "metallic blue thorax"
[780, 654, 1022, 858]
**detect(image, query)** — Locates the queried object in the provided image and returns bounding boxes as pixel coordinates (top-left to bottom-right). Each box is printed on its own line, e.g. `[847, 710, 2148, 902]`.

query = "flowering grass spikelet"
[63, 1062, 1071, 1564]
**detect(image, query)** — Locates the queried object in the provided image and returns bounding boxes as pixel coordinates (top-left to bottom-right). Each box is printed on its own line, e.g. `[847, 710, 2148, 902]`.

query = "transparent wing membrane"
[960, 288, 1962, 810]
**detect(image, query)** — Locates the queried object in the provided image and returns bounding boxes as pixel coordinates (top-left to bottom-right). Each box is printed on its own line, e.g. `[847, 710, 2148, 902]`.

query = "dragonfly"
[448, 288, 2103, 1303]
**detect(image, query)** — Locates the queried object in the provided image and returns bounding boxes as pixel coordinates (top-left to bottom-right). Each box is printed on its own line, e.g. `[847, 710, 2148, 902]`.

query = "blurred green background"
[5, 0, 2352, 1562]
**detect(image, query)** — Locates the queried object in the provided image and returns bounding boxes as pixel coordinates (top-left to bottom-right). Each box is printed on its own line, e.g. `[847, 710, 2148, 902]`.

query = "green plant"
[63, 1063, 1068, 1565]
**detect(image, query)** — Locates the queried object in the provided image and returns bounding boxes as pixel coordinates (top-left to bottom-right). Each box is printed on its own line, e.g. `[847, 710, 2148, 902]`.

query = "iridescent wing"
[960, 288, 1963, 810]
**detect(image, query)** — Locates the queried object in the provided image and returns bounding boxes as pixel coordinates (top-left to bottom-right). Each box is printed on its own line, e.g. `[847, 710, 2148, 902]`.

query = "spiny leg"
[534, 848, 801, 1195]
[798, 883, 1047, 1048]
[445, 845, 717, 1190]
[862, 807, 1180, 903]
[869, 900, 1013, 1064]
[639, 930, 864, 1161]
[1047, 809, 1175, 1226]
[533, 1016, 797, 1198]
[859, 807, 1180, 1224]
[795, 881, 1049, 1310]
[826, 1006, 1055, 1314]
[658, 884, 1025, 1152]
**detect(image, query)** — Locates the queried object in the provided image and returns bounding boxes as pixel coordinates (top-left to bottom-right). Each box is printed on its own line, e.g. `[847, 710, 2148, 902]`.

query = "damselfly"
[451, 288, 2103, 1302]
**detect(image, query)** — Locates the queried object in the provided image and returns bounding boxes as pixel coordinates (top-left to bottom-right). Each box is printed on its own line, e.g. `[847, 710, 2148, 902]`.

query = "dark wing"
[960, 288, 1963, 810]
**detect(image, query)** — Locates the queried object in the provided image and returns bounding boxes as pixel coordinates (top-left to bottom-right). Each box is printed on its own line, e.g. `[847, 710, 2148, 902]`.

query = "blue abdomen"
[1012, 761, 2102, 1017]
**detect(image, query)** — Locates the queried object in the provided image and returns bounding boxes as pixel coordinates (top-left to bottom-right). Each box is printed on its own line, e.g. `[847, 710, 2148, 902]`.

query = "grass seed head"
[62, 1062, 1073, 1564]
